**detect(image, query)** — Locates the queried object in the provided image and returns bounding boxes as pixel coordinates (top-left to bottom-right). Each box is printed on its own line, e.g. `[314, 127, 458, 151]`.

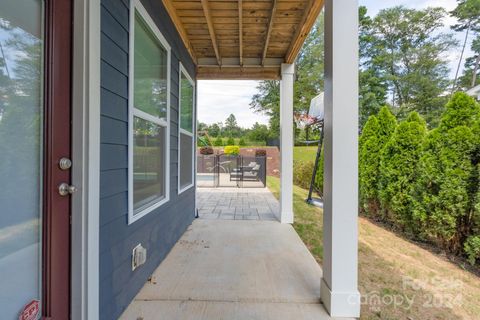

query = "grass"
[267, 176, 480, 320]
[293, 146, 318, 162]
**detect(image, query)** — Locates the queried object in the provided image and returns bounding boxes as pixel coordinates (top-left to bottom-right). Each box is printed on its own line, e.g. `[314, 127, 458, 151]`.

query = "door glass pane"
[0, 0, 44, 318]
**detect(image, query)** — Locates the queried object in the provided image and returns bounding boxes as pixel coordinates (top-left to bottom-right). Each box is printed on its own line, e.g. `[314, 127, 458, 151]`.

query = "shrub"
[378, 112, 427, 233]
[293, 160, 315, 190]
[227, 136, 235, 145]
[255, 149, 267, 157]
[359, 106, 397, 216]
[413, 93, 480, 252]
[224, 145, 239, 155]
[199, 146, 214, 155]
[213, 136, 224, 146]
[239, 138, 246, 146]
[439, 92, 479, 129]
[377, 106, 398, 145]
[464, 236, 480, 265]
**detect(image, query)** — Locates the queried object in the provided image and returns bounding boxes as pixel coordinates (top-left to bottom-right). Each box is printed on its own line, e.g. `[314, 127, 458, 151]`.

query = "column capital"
[281, 63, 295, 76]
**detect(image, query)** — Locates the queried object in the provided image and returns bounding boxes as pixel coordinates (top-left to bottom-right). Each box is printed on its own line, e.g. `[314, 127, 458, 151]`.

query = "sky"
[198, 0, 469, 128]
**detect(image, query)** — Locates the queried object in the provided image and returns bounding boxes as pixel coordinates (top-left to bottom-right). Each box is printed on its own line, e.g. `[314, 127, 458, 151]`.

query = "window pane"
[134, 11, 167, 120]
[180, 72, 193, 133]
[180, 132, 193, 189]
[133, 117, 166, 213]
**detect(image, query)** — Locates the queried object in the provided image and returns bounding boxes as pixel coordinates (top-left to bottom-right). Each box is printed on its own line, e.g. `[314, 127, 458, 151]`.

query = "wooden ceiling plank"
[285, 0, 324, 63]
[201, 0, 222, 66]
[162, 0, 198, 64]
[197, 66, 281, 80]
[238, 0, 243, 66]
[261, 0, 278, 66]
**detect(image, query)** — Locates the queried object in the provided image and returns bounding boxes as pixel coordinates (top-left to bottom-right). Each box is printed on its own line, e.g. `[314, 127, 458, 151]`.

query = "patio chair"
[230, 162, 261, 181]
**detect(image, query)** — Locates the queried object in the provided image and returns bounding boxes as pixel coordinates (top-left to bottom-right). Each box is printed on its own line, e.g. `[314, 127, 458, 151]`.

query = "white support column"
[320, 0, 360, 318]
[279, 63, 295, 224]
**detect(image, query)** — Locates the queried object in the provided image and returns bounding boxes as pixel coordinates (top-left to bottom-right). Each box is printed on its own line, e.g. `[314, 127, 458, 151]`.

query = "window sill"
[128, 196, 169, 224]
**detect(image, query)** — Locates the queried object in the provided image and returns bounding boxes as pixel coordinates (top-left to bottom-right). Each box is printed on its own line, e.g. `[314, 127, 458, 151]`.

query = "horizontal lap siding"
[99, 0, 196, 319]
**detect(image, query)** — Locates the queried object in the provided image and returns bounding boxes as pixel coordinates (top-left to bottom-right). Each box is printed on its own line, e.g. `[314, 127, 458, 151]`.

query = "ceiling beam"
[285, 0, 324, 64]
[201, 0, 222, 66]
[161, 0, 197, 64]
[197, 66, 281, 80]
[262, 0, 278, 66]
[198, 57, 284, 67]
[238, 0, 243, 66]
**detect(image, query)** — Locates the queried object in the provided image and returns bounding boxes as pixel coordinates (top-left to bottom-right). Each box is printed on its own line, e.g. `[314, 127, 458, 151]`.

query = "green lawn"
[293, 146, 318, 162]
[266, 176, 480, 320]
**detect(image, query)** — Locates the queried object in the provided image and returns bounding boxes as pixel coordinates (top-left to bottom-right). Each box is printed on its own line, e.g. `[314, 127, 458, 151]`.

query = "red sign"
[19, 300, 40, 320]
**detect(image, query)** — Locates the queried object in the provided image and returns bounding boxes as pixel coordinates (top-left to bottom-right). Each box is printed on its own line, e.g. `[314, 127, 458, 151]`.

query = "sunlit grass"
[266, 175, 480, 320]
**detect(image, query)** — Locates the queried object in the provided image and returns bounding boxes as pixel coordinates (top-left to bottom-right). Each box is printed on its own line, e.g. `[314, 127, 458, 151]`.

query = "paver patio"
[196, 187, 279, 221]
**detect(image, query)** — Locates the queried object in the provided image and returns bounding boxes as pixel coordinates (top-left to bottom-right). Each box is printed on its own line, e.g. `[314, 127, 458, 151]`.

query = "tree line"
[198, 113, 273, 146]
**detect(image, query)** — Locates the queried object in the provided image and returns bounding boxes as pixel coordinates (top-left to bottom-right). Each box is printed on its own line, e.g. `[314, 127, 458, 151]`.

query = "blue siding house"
[99, 0, 196, 318]
[0, 0, 361, 319]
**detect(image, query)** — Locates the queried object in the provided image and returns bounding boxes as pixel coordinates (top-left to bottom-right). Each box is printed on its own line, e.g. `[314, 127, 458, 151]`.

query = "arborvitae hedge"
[359, 93, 480, 264]
[359, 106, 397, 216]
[379, 112, 427, 234]
[414, 93, 479, 254]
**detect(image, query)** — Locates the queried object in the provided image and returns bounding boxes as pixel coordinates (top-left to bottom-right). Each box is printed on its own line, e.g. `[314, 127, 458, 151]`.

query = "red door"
[0, 0, 72, 319]
[43, 0, 73, 318]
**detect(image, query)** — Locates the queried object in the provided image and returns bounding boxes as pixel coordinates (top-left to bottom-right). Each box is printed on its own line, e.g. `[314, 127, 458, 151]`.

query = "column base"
[320, 278, 360, 318]
[279, 211, 293, 224]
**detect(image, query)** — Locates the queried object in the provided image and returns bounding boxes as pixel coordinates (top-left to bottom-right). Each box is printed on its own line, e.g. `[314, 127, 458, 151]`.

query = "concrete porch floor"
[120, 218, 338, 319]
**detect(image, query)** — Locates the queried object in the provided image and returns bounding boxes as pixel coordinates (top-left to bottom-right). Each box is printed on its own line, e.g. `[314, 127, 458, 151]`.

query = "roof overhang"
[162, 0, 324, 80]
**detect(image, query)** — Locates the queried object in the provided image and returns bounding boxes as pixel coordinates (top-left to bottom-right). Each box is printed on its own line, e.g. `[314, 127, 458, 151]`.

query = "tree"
[413, 93, 480, 253]
[250, 80, 280, 137]
[359, 7, 388, 128]
[213, 136, 224, 146]
[207, 122, 222, 137]
[197, 122, 208, 132]
[359, 106, 397, 215]
[378, 112, 427, 234]
[359, 116, 381, 214]
[465, 119, 480, 264]
[248, 122, 269, 143]
[369, 6, 456, 126]
[294, 14, 325, 114]
[238, 138, 246, 146]
[450, 0, 480, 91]
[224, 114, 239, 137]
[226, 136, 235, 145]
[250, 14, 325, 138]
[457, 36, 480, 89]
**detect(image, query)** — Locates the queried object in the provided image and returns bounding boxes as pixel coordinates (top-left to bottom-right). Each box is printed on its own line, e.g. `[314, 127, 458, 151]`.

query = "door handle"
[58, 183, 77, 196]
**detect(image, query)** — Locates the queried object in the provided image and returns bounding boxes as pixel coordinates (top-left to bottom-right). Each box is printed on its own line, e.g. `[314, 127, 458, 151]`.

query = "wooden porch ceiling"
[162, 0, 324, 80]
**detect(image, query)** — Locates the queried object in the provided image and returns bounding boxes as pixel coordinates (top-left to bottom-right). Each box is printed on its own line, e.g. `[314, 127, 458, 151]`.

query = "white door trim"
[71, 0, 101, 318]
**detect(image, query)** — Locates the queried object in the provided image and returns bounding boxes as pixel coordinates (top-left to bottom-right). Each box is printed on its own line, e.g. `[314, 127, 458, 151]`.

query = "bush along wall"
[359, 93, 480, 265]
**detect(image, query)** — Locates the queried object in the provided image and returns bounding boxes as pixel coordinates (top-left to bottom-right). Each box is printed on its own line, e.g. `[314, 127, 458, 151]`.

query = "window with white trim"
[129, 0, 171, 223]
[178, 64, 195, 193]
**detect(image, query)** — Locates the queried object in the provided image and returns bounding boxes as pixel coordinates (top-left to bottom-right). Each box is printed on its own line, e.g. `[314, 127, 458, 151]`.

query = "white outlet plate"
[132, 243, 147, 271]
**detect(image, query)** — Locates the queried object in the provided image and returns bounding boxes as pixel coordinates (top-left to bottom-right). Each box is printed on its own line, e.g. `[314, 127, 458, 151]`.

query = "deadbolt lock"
[59, 157, 72, 170]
